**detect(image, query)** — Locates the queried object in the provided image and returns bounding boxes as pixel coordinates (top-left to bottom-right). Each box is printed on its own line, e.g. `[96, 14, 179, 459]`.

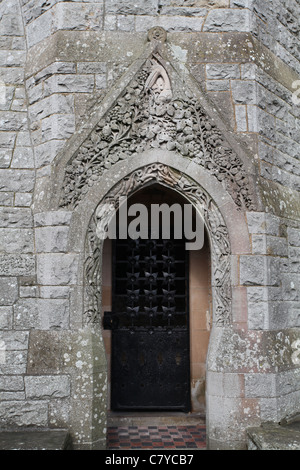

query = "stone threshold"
[107, 411, 206, 427]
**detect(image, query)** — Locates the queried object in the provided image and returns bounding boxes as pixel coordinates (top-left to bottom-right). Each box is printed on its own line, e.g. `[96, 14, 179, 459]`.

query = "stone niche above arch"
[54, 27, 258, 214]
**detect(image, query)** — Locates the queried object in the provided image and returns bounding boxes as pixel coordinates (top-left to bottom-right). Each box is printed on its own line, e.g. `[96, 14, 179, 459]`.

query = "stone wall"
[0, 0, 299, 450]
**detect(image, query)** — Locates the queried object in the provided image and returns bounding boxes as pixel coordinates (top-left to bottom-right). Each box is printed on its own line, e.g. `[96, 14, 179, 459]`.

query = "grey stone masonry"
[0, 0, 298, 452]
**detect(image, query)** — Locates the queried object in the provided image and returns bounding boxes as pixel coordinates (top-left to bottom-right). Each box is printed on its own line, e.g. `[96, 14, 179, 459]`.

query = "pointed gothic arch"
[35, 28, 257, 448]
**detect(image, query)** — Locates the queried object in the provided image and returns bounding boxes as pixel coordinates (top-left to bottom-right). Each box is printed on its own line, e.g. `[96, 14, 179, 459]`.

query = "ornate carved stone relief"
[84, 163, 232, 327]
[60, 50, 255, 211]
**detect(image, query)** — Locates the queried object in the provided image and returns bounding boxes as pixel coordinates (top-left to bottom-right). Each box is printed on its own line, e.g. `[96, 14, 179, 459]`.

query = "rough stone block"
[53, 3, 104, 32]
[246, 212, 280, 236]
[44, 75, 94, 94]
[25, 375, 70, 400]
[0, 192, 14, 206]
[288, 227, 300, 247]
[0, 331, 29, 351]
[206, 79, 230, 91]
[245, 373, 276, 398]
[247, 286, 269, 302]
[29, 94, 74, 122]
[34, 211, 72, 227]
[41, 114, 75, 142]
[0, 306, 12, 329]
[0, 254, 35, 276]
[37, 254, 78, 286]
[14, 298, 70, 330]
[240, 255, 266, 285]
[231, 80, 257, 104]
[0, 207, 33, 228]
[0, 400, 48, 428]
[0, 228, 34, 253]
[39, 286, 70, 299]
[14, 193, 33, 207]
[77, 62, 106, 74]
[19, 285, 39, 298]
[203, 9, 250, 32]
[0, 169, 35, 193]
[247, 301, 269, 329]
[35, 226, 69, 253]
[206, 64, 240, 79]
[0, 277, 18, 305]
[117, 15, 135, 31]
[0, 111, 27, 132]
[0, 376, 24, 392]
[34, 140, 65, 168]
[135, 15, 204, 32]
[0, 1, 24, 36]
[0, 132, 16, 149]
[235, 105, 247, 132]
[26, 9, 52, 48]
[95, 74, 107, 90]
[40, 299, 70, 330]
[0, 150, 13, 168]
[106, 0, 158, 15]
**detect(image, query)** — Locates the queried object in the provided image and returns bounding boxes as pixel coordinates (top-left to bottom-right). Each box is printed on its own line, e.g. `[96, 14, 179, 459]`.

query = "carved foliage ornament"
[60, 54, 255, 211]
[84, 163, 231, 327]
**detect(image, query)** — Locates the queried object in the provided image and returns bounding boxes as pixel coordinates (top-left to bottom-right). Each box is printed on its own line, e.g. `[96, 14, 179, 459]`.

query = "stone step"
[0, 430, 72, 450]
[108, 411, 206, 427]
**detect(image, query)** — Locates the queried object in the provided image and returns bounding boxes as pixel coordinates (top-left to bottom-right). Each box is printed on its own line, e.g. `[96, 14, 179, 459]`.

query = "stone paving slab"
[247, 423, 300, 450]
[0, 430, 72, 450]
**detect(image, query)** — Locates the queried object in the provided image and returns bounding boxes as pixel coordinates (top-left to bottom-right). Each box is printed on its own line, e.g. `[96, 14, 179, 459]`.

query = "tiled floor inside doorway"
[107, 413, 206, 450]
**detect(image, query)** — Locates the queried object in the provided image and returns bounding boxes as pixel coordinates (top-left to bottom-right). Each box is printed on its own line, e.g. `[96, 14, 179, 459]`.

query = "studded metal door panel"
[108, 237, 190, 411]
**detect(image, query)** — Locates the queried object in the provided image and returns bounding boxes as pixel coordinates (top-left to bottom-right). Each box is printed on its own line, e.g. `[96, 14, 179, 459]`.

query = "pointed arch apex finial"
[147, 26, 167, 43]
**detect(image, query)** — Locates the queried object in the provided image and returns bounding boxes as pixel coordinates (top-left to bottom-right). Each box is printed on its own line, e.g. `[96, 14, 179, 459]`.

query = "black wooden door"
[106, 236, 190, 411]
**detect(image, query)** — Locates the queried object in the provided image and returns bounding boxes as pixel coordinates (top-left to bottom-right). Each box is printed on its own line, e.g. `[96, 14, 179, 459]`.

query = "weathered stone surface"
[0, 306, 12, 329]
[203, 9, 251, 32]
[34, 211, 72, 227]
[0, 170, 34, 192]
[240, 255, 267, 286]
[35, 226, 69, 253]
[0, 430, 72, 450]
[0, 376, 24, 392]
[0, 277, 18, 306]
[247, 423, 300, 450]
[206, 64, 240, 79]
[27, 330, 66, 375]
[25, 375, 70, 400]
[37, 254, 78, 285]
[0, 207, 33, 228]
[0, 401, 48, 428]
[106, 0, 158, 15]
[0, 254, 35, 276]
[0, 228, 34, 253]
[14, 299, 70, 330]
[14, 193, 33, 207]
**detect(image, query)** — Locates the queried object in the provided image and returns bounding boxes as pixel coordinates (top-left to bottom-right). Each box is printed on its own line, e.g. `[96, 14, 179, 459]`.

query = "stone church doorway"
[101, 184, 211, 415]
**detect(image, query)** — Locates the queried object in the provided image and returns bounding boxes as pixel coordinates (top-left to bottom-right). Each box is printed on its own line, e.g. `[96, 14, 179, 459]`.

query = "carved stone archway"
[84, 162, 231, 329]
[45, 27, 258, 448]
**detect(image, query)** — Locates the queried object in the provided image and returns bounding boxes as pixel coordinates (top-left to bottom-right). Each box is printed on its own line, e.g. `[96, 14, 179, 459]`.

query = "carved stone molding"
[60, 51, 255, 211]
[84, 163, 232, 327]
